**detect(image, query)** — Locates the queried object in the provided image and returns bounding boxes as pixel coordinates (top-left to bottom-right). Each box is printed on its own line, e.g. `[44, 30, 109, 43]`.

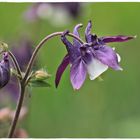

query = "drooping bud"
[0, 52, 10, 88]
[34, 69, 51, 81]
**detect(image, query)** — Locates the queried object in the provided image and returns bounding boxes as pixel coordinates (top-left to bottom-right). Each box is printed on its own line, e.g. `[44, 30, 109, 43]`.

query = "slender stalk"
[7, 52, 24, 138]
[8, 83, 25, 138]
[23, 32, 84, 83]
[7, 31, 84, 138]
[8, 51, 22, 79]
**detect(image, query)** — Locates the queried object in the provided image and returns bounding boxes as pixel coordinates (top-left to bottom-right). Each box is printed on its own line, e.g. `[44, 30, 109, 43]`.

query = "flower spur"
[55, 21, 135, 90]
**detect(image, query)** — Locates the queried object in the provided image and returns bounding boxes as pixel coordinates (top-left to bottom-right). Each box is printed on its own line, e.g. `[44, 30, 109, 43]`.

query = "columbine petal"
[100, 35, 135, 43]
[61, 32, 80, 63]
[73, 23, 83, 47]
[70, 58, 87, 90]
[61, 31, 74, 52]
[0, 53, 10, 88]
[112, 48, 121, 63]
[85, 20, 92, 43]
[55, 54, 70, 88]
[95, 45, 122, 70]
[87, 58, 108, 80]
[116, 53, 121, 63]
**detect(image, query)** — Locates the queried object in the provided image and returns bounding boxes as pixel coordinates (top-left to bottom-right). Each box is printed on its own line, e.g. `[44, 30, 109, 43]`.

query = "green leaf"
[30, 80, 51, 88]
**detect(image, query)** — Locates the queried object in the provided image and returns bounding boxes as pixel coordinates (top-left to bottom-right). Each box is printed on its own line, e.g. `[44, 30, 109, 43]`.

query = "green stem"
[7, 83, 25, 138]
[8, 51, 22, 79]
[7, 31, 84, 138]
[7, 52, 24, 137]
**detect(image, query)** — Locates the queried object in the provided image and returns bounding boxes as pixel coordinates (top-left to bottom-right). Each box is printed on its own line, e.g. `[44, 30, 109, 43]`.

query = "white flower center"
[87, 58, 108, 80]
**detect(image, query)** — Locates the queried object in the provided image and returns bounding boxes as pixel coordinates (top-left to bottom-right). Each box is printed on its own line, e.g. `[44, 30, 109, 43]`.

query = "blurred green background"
[0, 2, 140, 138]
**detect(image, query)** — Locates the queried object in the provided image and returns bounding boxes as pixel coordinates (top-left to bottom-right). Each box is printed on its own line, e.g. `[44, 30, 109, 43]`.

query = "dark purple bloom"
[0, 52, 10, 88]
[55, 21, 134, 90]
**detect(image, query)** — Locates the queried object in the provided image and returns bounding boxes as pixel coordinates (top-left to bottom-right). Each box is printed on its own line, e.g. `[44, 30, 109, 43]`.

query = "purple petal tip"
[127, 35, 136, 40]
[115, 66, 123, 71]
[101, 35, 136, 43]
[55, 54, 69, 88]
[78, 23, 83, 27]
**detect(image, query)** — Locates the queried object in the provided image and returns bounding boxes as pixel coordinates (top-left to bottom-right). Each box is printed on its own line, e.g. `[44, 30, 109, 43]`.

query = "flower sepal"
[34, 69, 51, 81]
[29, 80, 51, 88]
[28, 69, 51, 88]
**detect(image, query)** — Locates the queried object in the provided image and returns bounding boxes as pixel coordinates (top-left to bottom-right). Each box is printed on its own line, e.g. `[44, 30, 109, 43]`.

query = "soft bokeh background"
[0, 2, 140, 138]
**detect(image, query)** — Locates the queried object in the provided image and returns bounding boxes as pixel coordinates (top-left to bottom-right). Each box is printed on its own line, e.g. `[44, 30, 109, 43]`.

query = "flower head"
[0, 52, 10, 88]
[55, 21, 135, 90]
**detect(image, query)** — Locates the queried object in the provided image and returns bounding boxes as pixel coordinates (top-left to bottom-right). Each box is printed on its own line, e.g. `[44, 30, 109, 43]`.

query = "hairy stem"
[8, 83, 25, 138]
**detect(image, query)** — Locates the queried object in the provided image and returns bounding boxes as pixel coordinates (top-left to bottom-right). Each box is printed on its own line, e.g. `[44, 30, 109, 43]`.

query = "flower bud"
[0, 52, 10, 88]
[34, 70, 51, 81]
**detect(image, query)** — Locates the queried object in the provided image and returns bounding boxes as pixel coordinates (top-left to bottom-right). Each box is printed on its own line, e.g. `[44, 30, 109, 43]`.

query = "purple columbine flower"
[0, 52, 10, 88]
[55, 21, 135, 90]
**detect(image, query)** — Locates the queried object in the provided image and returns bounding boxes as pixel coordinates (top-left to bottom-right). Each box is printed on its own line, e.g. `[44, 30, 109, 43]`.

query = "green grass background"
[0, 2, 140, 138]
